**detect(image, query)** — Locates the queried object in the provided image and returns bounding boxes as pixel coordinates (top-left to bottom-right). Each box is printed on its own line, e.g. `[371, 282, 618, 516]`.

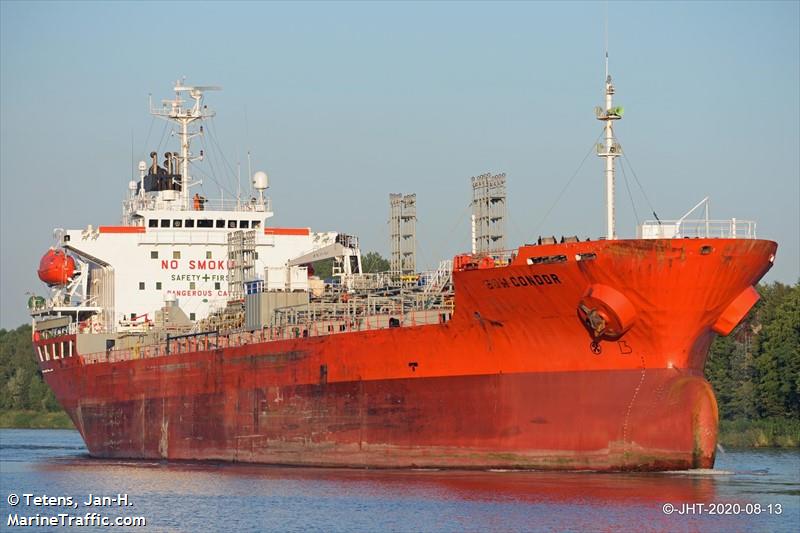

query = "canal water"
[1, 429, 798, 532]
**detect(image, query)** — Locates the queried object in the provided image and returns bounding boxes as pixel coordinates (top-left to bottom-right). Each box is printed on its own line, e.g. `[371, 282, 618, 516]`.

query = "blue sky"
[1, 1, 798, 328]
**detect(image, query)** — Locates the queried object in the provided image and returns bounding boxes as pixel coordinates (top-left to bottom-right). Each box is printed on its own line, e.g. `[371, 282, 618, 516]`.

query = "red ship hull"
[36, 238, 777, 471]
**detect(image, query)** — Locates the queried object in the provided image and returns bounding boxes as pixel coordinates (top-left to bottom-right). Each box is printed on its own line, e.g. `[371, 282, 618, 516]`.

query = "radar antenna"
[150, 81, 221, 209]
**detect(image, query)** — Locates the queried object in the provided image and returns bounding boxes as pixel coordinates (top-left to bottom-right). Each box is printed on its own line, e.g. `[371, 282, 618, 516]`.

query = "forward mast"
[596, 53, 622, 240]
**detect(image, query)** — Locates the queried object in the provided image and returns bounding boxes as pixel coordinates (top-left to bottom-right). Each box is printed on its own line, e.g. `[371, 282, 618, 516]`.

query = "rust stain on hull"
[37, 238, 776, 471]
[57, 369, 717, 471]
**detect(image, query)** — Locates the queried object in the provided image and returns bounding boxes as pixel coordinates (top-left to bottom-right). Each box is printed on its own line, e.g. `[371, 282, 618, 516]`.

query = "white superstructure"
[32, 81, 361, 333]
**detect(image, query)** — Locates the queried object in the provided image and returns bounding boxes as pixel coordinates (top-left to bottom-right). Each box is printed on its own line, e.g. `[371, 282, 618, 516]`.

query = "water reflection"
[38, 457, 720, 504]
[3, 430, 798, 533]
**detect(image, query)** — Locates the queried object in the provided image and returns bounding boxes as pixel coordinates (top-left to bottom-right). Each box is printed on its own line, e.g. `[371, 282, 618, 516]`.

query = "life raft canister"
[577, 283, 637, 340]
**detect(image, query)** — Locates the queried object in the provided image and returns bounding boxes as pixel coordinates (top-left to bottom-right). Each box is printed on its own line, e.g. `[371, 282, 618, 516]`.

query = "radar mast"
[150, 80, 221, 210]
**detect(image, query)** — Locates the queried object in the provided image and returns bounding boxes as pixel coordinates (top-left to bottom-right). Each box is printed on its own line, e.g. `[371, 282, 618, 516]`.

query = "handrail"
[123, 196, 272, 214]
[78, 307, 453, 366]
[639, 218, 756, 239]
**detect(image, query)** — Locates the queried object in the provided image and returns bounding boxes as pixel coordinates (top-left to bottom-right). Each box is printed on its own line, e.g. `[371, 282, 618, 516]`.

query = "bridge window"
[198, 219, 212, 228]
[149, 219, 158, 228]
[185, 219, 195, 228]
[216, 219, 225, 228]
[253, 221, 261, 229]
[139, 282, 145, 290]
[150, 251, 158, 259]
[240, 220, 250, 228]
[228, 220, 237, 229]
[173, 219, 182, 228]
[160, 219, 170, 228]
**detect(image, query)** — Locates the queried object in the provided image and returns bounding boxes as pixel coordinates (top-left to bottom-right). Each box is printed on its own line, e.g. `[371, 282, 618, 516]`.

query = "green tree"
[0, 323, 64, 414]
[362, 252, 390, 273]
[311, 259, 333, 279]
[27, 373, 48, 411]
[310, 251, 389, 279]
[754, 285, 799, 418]
[5, 367, 29, 409]
[705, 335, 737, 418]
[43, 386, 60, 412]
[706, 281, 800, 423]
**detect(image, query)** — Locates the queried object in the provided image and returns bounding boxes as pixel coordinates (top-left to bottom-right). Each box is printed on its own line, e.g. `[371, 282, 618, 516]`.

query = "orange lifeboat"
[37, 248, 75, 286]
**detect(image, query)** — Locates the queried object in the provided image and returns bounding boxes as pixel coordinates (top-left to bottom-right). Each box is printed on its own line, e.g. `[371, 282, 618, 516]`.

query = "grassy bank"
[718, 417, 800, 448]
[0, 410, 74, 429]
[1, 409, 796, 449]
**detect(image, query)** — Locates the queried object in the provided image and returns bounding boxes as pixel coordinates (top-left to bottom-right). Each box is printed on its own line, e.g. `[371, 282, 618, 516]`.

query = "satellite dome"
[252, 171, 269, 190]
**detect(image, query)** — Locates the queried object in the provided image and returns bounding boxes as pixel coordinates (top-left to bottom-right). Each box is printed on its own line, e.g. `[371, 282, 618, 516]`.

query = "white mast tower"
[596, 53, 622, 240]
[151, 81, 220, 209]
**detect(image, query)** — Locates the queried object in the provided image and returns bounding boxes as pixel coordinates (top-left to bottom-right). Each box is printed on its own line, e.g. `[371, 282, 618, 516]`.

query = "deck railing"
[123, 196, 272, 215]
[78, 307, 452, 366]
[638, 219, 756, 239]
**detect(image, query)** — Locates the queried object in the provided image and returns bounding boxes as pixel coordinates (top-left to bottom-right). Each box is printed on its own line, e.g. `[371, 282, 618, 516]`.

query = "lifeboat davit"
[37, 248, 75, 286]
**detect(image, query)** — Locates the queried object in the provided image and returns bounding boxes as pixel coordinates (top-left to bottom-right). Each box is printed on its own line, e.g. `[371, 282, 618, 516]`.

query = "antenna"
[237, 161, 242, 209]
[596, 4, 622, 240]
[604, 2, 609, 80]
[150, 81, 221, 209]
[244, 105, 253, 197]
[247, 151, 253, 188]
[130, 129, 134, 182]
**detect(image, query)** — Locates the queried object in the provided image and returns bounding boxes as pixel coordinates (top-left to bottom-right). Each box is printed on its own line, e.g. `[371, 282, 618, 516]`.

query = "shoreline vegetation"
[0, 409, 73, 429]
[718, 418, 799, 448]
[1, 411, 797, 448]
[2, 281, 798, 448]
